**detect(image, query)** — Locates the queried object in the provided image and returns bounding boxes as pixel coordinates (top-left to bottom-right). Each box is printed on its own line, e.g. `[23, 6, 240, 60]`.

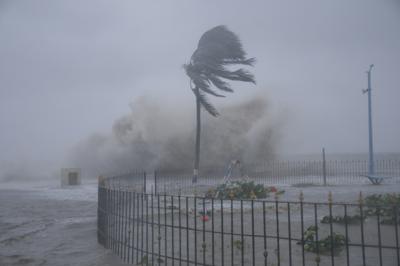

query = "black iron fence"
[152, 160, 400, 194]
[98, 177, 400, 265]
[249, 159, 400, 179]
[101, 170, 146, 192]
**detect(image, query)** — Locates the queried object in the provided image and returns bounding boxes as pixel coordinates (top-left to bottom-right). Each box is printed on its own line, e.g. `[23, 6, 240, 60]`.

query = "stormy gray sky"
[1, 0, 399, 178]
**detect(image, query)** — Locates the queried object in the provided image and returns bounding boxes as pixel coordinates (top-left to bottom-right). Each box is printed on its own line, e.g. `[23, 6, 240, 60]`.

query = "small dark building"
[61, 168, 81, 186]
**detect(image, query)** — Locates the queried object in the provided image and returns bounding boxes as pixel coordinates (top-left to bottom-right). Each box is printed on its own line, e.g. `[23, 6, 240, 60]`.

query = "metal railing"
[152, 160, 400, 194]
[98, 174, 400, 265]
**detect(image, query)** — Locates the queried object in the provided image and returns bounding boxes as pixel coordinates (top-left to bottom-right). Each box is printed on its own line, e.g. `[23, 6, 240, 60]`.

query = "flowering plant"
[205, 180, 284, 200]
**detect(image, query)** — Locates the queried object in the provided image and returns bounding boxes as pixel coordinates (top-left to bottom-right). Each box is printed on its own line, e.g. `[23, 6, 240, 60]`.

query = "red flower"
[270, 186, 277, 193]
[201, 215, 209, 222]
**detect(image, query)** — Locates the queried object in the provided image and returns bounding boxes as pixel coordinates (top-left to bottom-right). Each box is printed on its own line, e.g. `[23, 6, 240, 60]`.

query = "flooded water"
[0, 181, 125, 266]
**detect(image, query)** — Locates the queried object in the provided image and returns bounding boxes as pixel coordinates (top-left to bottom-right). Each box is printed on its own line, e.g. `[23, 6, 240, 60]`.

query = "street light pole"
[363, 64, 375, 175]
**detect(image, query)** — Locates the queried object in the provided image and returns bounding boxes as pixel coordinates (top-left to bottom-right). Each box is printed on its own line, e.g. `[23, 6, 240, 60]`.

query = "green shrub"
[364, 193, 400, 225]
[299, 226, 347, 256]
[205, 180, 284, 200]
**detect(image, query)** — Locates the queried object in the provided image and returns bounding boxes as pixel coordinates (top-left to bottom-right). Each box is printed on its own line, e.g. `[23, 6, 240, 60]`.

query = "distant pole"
[322, 148, 327, 186]
[154, 170, 158, 195]
[144, 171, 147, 193]
[363, 64, 375, 175]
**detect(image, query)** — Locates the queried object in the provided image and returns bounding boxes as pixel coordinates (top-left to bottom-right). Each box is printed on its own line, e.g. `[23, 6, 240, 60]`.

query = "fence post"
[143, 171, 147, 193]
[322, 148, 327, 186]
[154, 170, 158, 195]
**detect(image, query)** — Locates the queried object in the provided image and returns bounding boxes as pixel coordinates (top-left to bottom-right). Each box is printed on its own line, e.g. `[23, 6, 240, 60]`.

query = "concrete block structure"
[61, 168, 81, 186]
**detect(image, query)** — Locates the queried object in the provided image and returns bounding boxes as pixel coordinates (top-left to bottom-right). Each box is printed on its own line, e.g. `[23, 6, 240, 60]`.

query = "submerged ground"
[0, 181, 125, 266]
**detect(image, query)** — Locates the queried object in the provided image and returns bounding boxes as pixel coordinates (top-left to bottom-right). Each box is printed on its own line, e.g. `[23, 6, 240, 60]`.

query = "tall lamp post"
[362, 64, 375, 175]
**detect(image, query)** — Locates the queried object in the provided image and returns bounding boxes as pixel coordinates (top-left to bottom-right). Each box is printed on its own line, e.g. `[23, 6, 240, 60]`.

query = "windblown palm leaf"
[184, 25, 255, 117]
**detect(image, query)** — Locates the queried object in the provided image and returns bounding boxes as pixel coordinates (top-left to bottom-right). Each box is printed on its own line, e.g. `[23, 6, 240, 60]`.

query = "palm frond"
[208, 75, 233, 93]
[185, 25, 255, 116]
[223, 57, 256, 66]
[199, 85, 225, 98]
[185, 64, 225, 97]
[192, 88, 219, 117]
[184, 64, 209, 89]
[194, 25, 248, 63]
[213, 68, 255, 83]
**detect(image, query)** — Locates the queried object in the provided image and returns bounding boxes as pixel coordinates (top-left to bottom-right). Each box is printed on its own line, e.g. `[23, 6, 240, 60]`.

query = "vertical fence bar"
[128, 190, 132, 263]
[151, 194, 154, 265]
[394, 205, 400, 265]
[251, 200, 255, 266]
[376, 207, 383, 266]
[136, 193, 140, 264]
[328, 193, 334, 266]
[314, 204, 320, 266]
[330, 207, 335, 265]
[287, 202, 292, 266]
[186, 197, 189, 266]
[104, 187, 108, 249]
[171, 196, 175, 265]
[109, 187, 113, 250]
[109, 187, 112, 252]
[322, 148, 327, 186]
[154, 170, 158, 195]
[115, 188, 118, 254]
[126, 190, 130, 262]
[164, 194, 168, 266]
[344, 204, 350, 266]
[202, 197, 206, 265]
[132, 192, 136, 263]
[275, 197, 280, 266]
[143, 172, 147, 194]
[221, 199, 225, 266]
[123, 190, 127, 262]
[178, 195, 182, 266]
[145, 193, 149, 262]
[194, 197, 198, 266]
[241, 200, 244, 266]
[231, 199, 234, 266]
[113, 189, 116, 253]
[263, 201, 268, 266]
[119, 190, 123, 261]
[359, 198, 366, 266]
[117, 188, 122, 256]
[117, 189, 120, 256]
[141, 193, 144, 261]
[110, 188, 113, 252]
[119, 190, 123, 257]
[158, 194, 161, 265]
[121, 190, 128, 262]
[211, 198, 215, 266]
[300, 194, 305, 266]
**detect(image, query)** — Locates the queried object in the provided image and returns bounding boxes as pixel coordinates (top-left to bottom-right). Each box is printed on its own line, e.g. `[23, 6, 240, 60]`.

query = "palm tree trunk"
[193, 88, 201, 183]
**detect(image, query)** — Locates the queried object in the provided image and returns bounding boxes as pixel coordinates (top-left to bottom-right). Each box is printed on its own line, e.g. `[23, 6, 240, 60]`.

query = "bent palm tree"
[184, 25, 255, 183]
